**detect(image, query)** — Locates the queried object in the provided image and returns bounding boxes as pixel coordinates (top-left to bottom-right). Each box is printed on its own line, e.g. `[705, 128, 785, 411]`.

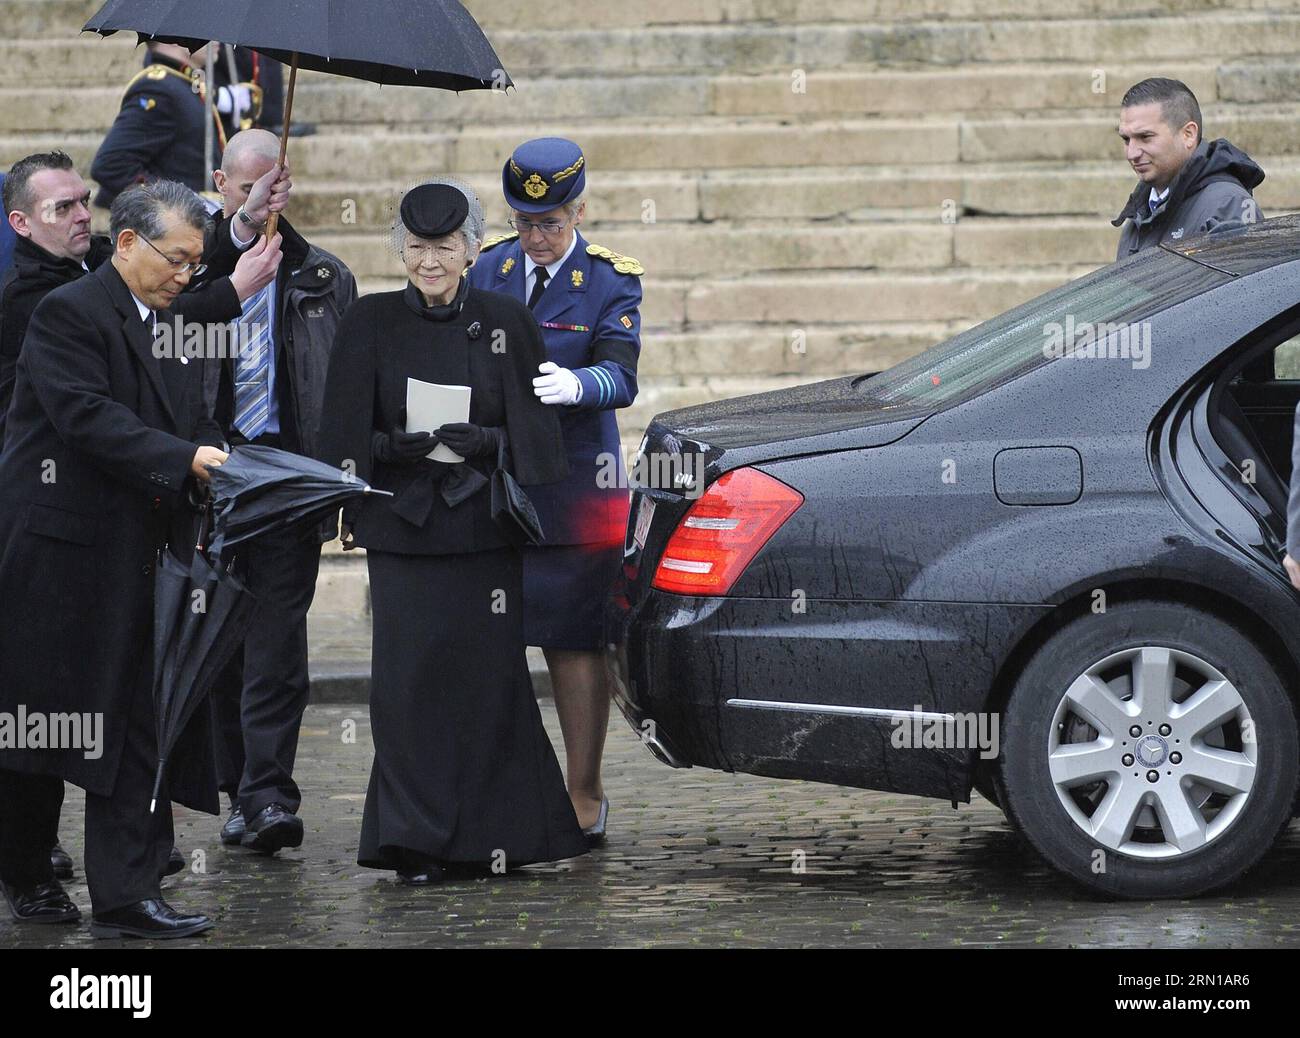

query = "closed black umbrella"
[206, 443, 391, 558]
[84, 0, 512, 233]
[151, 543, 256, 814]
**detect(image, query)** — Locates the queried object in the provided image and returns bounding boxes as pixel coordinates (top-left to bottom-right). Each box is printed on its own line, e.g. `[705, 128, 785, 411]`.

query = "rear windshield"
[859, 246, 1231, 411]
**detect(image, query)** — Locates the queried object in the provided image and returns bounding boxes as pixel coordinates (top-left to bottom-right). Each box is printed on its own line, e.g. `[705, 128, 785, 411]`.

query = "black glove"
[372, 427, 439, 465]
[434, 423, 503, 459]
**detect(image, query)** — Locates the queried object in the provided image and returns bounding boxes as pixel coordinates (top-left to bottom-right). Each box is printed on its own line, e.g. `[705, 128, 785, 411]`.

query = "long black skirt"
[358, 547, 588, 871]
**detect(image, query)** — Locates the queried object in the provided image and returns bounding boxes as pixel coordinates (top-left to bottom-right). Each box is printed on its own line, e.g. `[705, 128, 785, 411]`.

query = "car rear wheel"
[999, 600, 1298, 899]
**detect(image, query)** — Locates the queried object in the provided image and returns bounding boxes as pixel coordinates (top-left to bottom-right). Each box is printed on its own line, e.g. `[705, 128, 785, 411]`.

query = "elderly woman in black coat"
[317, 181, 588, 884]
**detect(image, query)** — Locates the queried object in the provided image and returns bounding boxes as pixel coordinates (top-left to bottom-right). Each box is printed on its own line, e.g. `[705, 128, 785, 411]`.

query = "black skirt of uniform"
[358, 546, 589, 871]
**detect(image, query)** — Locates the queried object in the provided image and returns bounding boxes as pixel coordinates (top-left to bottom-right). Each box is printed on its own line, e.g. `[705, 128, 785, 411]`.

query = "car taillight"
[651, 467, 803, 596]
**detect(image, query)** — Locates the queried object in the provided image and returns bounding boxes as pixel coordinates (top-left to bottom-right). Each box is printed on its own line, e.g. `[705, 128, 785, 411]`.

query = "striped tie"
[232, 286, 272, 440]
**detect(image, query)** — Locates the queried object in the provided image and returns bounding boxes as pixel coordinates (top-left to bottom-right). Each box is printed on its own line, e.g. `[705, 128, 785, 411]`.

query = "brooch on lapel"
[570, 269, 584, 287]
[316, 266, 332, 280]
[501, 257, 515, 275]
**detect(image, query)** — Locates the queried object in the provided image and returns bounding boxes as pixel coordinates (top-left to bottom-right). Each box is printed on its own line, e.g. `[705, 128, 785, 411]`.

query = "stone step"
[5, 0, 1280, 42]
[10, 56, 1300, 132]
[397, 14, 1300, 75]
[355, 266, 1088, 328]
[639, 321, 965, 377]
[681, 267, 1086, 324]
[285, 61, 1230, 126]
[11, 99, 1297, 188]
[463, 0, 1286, 31]
[0, 119, 965, 179]
[0, 0, 101, 37]
[9, 10, 1300, 89]
[314, 218, 1124, 281]
[206, 158, 1300, 232]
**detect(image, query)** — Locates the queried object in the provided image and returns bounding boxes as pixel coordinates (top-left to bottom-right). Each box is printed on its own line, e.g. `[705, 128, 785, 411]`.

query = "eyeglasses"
[506, 216, 572, 236]
[139, 234, 207, 276]
[403, 241, 465, 265]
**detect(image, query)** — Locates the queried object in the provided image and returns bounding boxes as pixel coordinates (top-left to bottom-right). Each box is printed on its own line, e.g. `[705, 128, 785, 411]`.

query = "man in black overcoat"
[0, 180, 231, 939]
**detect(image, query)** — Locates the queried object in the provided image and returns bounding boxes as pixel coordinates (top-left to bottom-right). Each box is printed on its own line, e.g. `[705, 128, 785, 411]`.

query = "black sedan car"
[607, 215, 1300, 900]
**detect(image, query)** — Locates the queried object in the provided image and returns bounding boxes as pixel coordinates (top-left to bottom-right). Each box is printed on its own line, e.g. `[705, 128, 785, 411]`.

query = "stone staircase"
[4, 0, 1300, 681]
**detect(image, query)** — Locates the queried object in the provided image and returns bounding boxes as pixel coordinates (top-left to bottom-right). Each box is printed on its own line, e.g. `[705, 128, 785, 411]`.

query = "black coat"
[316, 284, 568, 555]
[0, 260, 223, 809]
[0, 219, 249, 447]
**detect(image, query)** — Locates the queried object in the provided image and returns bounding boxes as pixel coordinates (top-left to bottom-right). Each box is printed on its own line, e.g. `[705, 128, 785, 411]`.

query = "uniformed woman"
[468, 138, 643, 844]
[317, 180, 588, 884]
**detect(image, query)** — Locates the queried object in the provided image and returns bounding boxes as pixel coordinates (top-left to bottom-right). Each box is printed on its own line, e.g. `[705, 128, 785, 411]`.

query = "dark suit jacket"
[0, 260, 221, 809]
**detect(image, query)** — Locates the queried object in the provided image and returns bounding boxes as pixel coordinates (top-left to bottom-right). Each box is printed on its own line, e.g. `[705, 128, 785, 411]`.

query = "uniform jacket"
[467, 231, 641, 544]
[0, 260, 223, 808]
[1114, 138, 1265, 260]
[91, 54, 219, 208]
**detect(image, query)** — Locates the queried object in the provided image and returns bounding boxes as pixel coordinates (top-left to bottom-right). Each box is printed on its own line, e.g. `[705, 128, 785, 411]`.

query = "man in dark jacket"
[1113, 78, 1264, 260]
[2, 150, 290, 445]
[0, 180, 230, 938]
[0, 150, 287, 885]
[202, 129, 357, 855]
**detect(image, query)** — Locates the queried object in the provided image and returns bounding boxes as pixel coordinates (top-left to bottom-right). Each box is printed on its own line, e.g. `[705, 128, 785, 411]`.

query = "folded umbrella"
[206, 444, 391, 558]
[151, 545, 256, 814]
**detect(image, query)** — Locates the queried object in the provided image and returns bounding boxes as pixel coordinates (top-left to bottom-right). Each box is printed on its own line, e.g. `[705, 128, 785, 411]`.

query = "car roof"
[1162, 213, 1300, 277]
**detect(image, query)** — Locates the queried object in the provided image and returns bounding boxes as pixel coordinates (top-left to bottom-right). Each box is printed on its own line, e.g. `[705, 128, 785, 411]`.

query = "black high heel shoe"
[582, 796, 609, 846]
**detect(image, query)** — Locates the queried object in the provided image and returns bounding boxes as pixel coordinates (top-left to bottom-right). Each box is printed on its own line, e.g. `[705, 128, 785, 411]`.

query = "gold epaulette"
[125, 63, 195, 95]
[479, 232, 519, 253]
[586, 243, 644, 276]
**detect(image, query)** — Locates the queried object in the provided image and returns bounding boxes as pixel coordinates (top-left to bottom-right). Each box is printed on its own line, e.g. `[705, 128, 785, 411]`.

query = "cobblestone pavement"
[5, 702, 1300, 949]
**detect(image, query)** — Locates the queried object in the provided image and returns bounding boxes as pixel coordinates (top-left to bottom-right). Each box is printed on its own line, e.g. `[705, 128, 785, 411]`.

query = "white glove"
[216, 85, 253, 115]
[533, 361, 582, 406]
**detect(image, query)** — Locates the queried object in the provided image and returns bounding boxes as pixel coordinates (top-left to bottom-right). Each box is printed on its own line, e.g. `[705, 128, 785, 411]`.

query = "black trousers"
[213, 523, 321, 820]
[0, 668, 173, 914]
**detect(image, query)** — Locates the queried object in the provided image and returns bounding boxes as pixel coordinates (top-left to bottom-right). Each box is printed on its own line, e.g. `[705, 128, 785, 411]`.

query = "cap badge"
[523, 173, 549, 200]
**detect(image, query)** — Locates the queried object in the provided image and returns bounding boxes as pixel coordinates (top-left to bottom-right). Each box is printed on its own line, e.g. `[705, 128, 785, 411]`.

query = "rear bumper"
[605, 585, 729, 771]
[607, 581, 1052, 800]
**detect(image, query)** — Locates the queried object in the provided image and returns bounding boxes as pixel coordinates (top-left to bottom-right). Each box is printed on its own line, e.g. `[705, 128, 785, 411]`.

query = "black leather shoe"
[2, 879, 80, 924]
[240, 804, 304, 855]
[90, 898, 213, 940]
[161, 845, 185, 878]
[396, 863, 444, 886]
[582, 796, 609, 847]
[50, 843, 74, 880]
[220, 803, 245, 846]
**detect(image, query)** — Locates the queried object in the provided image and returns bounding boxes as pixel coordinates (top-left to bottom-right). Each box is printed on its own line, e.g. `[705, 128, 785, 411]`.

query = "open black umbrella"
[206, 443, 391, 558]
[84, 0, 512, 234]
[151, 537, 256, 814]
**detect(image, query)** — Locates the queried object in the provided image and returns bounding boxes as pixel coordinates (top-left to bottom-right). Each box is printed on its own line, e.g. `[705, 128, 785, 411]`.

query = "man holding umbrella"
[0, 180, 228, 938]
[203, 129, 356, 855]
